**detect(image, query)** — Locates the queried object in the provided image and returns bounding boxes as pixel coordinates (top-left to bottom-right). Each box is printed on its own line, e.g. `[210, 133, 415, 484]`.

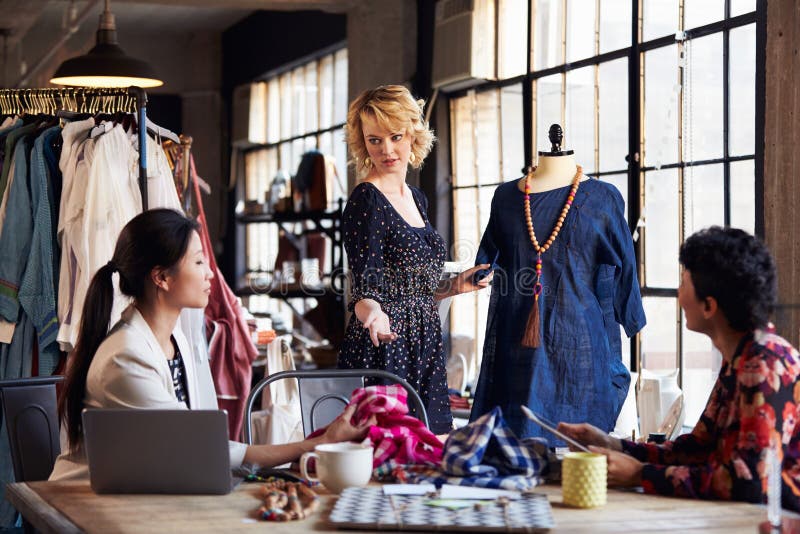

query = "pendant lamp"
[50, 0, 163, 88]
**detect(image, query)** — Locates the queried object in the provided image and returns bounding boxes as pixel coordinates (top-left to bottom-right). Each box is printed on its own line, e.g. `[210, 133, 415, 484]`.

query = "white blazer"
[49, 305, 247, 481]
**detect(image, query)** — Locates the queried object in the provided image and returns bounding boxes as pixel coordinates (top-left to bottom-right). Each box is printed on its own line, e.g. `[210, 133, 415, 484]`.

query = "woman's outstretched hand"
[362, 305, 397, 347]
[438, 264, 493, 300]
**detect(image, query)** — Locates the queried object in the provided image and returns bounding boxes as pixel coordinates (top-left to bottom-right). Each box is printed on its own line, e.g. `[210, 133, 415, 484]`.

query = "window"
[240, 48, 348, 320]
[449, 2, 760, 427]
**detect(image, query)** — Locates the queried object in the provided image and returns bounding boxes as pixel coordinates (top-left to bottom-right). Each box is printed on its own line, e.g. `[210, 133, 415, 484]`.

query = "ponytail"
[58, 262, 117, 451]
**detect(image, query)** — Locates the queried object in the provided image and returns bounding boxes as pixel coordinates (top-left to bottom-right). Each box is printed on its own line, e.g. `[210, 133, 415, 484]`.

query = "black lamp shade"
[50, 30, 163, 88]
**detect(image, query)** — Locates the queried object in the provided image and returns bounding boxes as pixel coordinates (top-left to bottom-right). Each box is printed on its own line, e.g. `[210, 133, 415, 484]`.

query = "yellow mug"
[562, 452, 607, 508]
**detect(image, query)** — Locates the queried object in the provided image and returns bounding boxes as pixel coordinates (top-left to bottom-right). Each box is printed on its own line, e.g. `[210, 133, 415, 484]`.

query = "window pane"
[265, 147, 279, 192]
[453, 188, 480, 257]
[498, 0, 528, 78]
[644, 45, 679, 167]
[730, 159, 755, 234]
[729, 24, 756, 156]
[601, 173, 629, 220]
[319, 131, 333, 160]
[566, 0, 596, 62]
[479, 186, 495, 245]
[280, 72, 292, 140]
[600, 0, 631, 53]
[534, 0, 564, 70]
[643, 0, 678, 41]
[599, 58, 628, 172]
[683, 163, 724, 236]
[684, 0, 724, 30]
[292, 68, 305, 137]
[279, 142, 293, 175]
[565, 66, 596, 172]
[452, 95, 477, 187]
[644, 169, 679, 288]
[640, 296, 678, 370]
[245, 149, 266, 200]
[292, 138, 305, 173]
[248, 82, 267, 144]
[333, 49, 348, 125]
[450, 290, 478, 355]
[686, 34, 723, 162]
[535, 74, 563, 155]
[319, 55, 334, 130]
[500, 85, 525, 181]
[267, 78, 280, 144]
[682, 322, 721, 425]
[304, 135, 317, 152]
[476, 90, 501, 185]
[305, 62, 319, 134]
[247, 223, 277, 271]
[731, 0, 757, 16]
[333, 128, 348, 200]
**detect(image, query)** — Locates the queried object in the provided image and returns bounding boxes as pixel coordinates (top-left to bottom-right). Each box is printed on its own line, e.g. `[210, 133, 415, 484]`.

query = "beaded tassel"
[522, 254, 543, 348]
[521, 166, 582, 349]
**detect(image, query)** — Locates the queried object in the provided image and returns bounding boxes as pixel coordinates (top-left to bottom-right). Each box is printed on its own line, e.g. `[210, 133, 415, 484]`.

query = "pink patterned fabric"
[313, 385, 444, 468]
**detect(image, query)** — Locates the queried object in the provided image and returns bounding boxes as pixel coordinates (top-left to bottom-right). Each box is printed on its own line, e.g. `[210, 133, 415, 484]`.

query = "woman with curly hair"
[559, 226, 800, 510]
[338, 85, 491, 434]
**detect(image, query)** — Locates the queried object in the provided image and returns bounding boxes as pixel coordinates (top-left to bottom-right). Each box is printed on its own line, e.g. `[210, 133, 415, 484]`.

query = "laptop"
[82, 409, 232, 495]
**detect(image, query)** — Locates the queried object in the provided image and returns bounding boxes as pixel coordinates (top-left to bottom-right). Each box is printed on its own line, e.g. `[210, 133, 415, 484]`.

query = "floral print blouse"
[622, 326, 800, 510]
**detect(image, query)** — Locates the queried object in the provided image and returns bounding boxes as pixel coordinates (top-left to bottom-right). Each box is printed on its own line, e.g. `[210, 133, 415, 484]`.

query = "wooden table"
[6, 479, 784, 533]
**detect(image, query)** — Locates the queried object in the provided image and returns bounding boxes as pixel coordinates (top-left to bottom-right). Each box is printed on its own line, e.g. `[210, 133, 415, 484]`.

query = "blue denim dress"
[471, 177, 646, 445]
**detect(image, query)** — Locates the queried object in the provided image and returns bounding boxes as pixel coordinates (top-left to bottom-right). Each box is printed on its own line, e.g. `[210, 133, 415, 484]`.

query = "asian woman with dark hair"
[50, 209, 372, 480]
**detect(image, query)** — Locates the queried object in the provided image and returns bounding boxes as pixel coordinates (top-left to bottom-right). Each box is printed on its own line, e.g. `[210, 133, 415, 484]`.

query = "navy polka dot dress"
[338, 182, 452, 433]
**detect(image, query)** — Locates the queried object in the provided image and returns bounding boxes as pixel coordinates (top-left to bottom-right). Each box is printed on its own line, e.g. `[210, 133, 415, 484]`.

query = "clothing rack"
[0, 86, 151, 210]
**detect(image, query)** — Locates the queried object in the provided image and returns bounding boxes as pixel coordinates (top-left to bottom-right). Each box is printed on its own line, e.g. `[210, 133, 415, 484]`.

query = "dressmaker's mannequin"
[472, 122, 646, 443]
[518, 124, 587, 193]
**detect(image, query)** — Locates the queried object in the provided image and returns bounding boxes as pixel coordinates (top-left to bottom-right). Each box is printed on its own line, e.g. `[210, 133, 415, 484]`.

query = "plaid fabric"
[381, 406, 550, 491]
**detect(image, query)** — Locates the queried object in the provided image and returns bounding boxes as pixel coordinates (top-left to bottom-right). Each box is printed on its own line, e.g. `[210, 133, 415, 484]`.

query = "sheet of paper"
[382, 483, 436, 496]
[439, 485, 521, 500]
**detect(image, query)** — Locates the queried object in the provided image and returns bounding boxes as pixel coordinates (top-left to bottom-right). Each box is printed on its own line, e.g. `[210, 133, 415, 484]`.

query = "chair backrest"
[243, 369, 429, 445]
[0, 376, 63, 482]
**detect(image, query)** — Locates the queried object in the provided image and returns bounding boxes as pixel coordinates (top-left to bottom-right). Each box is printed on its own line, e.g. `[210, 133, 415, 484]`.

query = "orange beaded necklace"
[521, 165, 583, 348]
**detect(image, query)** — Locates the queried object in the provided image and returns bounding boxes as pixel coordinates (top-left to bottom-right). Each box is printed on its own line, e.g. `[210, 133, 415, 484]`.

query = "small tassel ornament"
[521, 166, 582, 349]
[521, 255, 543, 348]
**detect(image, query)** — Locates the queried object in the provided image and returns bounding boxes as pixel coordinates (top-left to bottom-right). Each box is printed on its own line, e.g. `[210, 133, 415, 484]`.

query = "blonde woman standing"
[339, 85, 491, 434]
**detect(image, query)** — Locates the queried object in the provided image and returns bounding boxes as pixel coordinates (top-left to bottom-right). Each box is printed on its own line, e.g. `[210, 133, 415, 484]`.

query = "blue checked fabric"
[395, 406, 551, 490]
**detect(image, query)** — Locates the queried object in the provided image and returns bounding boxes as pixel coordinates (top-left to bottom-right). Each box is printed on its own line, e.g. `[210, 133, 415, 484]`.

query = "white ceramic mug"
[299, 442, 373, 493]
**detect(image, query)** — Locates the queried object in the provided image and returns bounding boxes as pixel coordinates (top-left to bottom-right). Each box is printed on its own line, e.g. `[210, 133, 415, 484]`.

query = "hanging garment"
[190, 157, 257, 440]
[472, 178, 646, 444]
[0, 118, 22, 235]
[0, 122, 37, 202]
[338, 183, 453, 434]
[17, 126, 62, 375]
[56, 118, 95, 352]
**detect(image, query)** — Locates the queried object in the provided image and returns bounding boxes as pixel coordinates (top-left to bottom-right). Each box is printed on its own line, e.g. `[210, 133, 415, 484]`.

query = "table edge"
[6, 482, 82, 534]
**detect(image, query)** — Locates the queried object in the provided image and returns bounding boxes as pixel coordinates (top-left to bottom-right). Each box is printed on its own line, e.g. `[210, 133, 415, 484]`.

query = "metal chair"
[243, 369, 428, 445]
[0, 376, 63, 483]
